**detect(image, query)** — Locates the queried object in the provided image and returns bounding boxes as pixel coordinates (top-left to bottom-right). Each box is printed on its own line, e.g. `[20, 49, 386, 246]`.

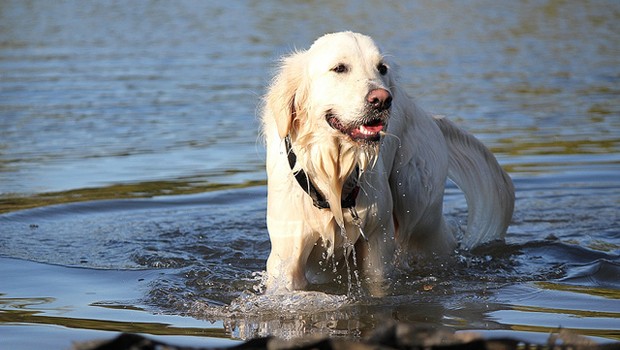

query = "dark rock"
[72, 323, 620, 350]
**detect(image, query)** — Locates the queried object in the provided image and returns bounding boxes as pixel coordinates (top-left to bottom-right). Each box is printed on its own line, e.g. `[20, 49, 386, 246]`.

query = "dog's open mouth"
[327, 114, 386, 142]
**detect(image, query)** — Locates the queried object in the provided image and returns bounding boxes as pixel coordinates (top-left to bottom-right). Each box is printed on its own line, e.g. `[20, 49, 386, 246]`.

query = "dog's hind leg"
[434, 116, 515, 248]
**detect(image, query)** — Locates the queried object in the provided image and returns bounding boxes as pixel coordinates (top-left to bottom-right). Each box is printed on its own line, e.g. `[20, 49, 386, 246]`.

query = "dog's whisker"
[380, 130, 402, 145]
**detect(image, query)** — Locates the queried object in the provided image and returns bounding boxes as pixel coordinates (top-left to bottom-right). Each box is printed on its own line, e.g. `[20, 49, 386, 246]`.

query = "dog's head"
[266, 31, 394, 148]
[264, 32, 395, 232]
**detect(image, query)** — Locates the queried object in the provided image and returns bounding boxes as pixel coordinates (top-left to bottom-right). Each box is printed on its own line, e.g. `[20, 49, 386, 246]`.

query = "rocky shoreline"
[73, 323, 619, 350]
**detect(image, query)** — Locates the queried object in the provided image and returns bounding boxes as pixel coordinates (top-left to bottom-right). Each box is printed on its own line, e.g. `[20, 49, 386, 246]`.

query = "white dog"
[262, 32, 514, 293]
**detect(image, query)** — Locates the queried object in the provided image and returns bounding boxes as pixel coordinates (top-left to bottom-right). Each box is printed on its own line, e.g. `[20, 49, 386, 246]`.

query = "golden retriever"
[262, 32, 514, 293]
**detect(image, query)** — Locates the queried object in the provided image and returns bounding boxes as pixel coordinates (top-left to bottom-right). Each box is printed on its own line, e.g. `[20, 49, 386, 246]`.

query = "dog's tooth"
[360, 125, 375, 135]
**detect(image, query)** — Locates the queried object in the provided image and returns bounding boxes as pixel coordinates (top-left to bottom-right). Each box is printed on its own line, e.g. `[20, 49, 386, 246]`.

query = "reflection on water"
[1, 186, 618, 342]
[0, 0, 619, 348]
[0, 177, 264, 213]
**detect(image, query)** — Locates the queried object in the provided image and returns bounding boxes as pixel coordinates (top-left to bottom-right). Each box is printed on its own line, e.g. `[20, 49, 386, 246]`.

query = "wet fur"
[262, 32, 514, 293]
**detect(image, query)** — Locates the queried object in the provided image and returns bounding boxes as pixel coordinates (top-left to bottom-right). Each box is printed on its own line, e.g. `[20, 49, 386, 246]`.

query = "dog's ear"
[265, 51, 308, 139]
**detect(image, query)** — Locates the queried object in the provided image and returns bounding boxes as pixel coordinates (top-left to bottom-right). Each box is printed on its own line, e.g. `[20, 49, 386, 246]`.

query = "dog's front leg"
[265, 218, 318, 292]
[354, 216, 397, 297]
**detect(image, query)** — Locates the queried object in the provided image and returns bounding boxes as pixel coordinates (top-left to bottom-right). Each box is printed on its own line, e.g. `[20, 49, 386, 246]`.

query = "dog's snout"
[366, 88, 392, 110]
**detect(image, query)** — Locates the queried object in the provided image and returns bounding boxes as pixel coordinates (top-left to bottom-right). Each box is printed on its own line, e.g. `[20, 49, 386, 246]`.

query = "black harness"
[284, 135, 360, 210]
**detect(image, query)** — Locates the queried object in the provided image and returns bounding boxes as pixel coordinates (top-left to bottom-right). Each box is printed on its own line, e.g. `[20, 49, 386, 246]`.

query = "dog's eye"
[331, 63, 348, 74]
[377, 63, 388, 75]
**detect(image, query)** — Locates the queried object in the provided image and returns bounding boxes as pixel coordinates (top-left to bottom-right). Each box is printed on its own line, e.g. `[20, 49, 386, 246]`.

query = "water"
[1, 1, 619, 348]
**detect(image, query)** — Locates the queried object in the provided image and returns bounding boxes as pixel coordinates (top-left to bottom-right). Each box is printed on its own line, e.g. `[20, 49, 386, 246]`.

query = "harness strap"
[284, 135, 359, 210]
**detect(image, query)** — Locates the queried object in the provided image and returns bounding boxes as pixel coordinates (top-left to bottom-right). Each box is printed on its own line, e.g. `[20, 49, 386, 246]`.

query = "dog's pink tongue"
[361, 124, 384, 133]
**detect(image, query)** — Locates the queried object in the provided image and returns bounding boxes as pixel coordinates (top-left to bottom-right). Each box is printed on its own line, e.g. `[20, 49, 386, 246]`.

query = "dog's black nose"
[366, 88, 392, 110]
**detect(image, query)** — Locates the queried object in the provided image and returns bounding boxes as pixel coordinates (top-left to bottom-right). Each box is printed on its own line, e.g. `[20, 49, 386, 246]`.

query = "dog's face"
[304, 32, 393, 144]
[267, 32, 394, 147]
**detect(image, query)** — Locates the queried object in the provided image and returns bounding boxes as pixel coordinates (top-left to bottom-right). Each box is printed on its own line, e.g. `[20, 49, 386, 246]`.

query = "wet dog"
[261, 32, 514, 293]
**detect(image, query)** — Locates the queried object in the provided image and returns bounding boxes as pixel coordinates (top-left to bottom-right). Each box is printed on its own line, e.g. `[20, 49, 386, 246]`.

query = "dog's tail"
[434, 116, 515, 249]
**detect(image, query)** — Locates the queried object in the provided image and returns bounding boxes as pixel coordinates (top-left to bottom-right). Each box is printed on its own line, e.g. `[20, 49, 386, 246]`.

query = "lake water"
[1, 1, 619, 349]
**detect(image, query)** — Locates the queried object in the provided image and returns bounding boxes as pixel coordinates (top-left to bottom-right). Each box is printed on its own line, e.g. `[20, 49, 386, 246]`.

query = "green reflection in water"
[0, 294, 228, 338]
[0, 309, 227, 338]
[510, 323, 620, 342]
[536, 281, 620, 300]
[495, 139, 620, 157]
[505, 282, 620, 340]
[0, 179, 266, 214]
[511, 304, 619, 320]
